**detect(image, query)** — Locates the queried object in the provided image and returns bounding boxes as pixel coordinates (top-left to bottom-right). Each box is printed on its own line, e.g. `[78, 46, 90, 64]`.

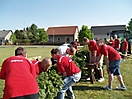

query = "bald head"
[114, 35, 117, 39]
[83, 37, 89, 44]
[41, 58, 52, 71]
[66, 47, 76, 55]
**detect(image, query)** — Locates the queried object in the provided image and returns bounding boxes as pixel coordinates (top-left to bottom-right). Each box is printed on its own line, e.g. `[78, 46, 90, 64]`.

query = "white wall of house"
[4, 31, 12, 42]
[74, 28, 79, 41]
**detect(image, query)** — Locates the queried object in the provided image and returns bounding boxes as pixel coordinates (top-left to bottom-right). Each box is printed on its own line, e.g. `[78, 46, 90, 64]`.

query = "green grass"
[0, 46, 132, 99]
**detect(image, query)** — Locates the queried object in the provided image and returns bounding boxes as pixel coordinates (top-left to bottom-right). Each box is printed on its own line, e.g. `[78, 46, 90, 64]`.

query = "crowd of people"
[0, 36, 127, 99]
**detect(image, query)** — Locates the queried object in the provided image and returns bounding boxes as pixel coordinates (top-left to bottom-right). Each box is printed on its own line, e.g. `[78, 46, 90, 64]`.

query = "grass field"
[0, 46, 132, 99]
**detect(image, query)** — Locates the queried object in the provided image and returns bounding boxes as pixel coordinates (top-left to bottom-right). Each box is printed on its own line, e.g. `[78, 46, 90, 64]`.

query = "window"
[49, 37, 52, 42]
[65, 37, 70, 43]
[57, 37, 61, 42]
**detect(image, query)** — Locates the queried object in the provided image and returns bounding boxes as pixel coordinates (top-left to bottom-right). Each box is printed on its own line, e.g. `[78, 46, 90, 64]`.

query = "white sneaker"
[86, 77, 90, 81]
[98, 78, 104, 82]
[103, 86, 112, 90]
[116, 86, 126, 90]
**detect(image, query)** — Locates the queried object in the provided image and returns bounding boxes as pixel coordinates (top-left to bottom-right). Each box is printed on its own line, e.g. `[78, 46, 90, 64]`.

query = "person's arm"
[118, 40, 120, 50]
[89, 51, 92, 63]
[126, 42, 128, 52]
[105, 56, 109, 74]
[27, 59, 37, 78]
[57, 62, 67, 78]
[96, 54, 102, 68]
[0, 59, 7, 79]
[93, 50, 97, 64]
[62, 72, 67, 79]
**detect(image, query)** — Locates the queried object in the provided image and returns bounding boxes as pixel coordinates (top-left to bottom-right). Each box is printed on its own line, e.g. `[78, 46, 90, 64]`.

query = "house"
[46, 26, 79, 45]
[0, 30, 13, 45]
[91, 25, 126, 40]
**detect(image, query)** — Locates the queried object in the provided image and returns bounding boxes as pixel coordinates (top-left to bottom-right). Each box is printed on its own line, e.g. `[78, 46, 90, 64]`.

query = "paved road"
[0, 45, 84, 48]
[0, 45, 59, 48]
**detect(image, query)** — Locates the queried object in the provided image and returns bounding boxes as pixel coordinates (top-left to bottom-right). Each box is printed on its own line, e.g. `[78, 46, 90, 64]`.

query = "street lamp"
[53, 30, 54, 45]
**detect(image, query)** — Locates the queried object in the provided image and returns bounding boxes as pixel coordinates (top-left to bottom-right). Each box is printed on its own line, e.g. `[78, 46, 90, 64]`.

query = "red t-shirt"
[114, 39, 120, 48]
[97, 46, 101, 56]
[122, 41, 128, 51]
[0, 55, 38, 99]
[32, 60, 47, 77]
[75, 42, 79, 50]
[57, 55, 81, 76]
[88, 40, 98, 55]
[100, 44, 121, 61]
[108, 39, 114, 47]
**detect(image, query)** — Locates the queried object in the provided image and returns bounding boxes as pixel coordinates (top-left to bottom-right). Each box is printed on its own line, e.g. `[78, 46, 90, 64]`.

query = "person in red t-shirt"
[114, 35, 120, 51]
[96, 39, 126, 90]
[106, 37, 114, 47]
[83, 37, 104, 82]
[121, 38, 128, 61]
[0, 47, 39, 99]
[121, 38, 128, 54]
[32, 58, 52, 77]
[83, 37, 98, 63]
[51, 44, 77, 65]
[72, 39, 79, 50]
[51, 48, 81, 99]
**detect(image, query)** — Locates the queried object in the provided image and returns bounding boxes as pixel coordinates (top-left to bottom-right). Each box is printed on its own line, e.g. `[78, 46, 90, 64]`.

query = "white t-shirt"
[57, 45, 69, 56]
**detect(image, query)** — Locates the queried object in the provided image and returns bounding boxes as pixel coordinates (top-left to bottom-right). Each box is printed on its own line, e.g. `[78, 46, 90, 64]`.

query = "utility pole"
[53, 30, 54, 45]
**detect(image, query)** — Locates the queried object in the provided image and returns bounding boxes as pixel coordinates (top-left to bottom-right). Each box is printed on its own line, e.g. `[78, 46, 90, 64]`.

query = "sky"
[0, 0, 132, 31]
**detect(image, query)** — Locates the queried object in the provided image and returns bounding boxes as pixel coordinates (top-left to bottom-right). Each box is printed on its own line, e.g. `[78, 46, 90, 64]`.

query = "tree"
[13, 23, 48, 44]
[30, 24, 38, 42]
[14, 29, 23, 43]
[78, 25, 94, 42]
[10, 33, 17, 44]
[127, 18, 132, 31]
[26, 27, 33, 39]
[38, 28, 48, 46]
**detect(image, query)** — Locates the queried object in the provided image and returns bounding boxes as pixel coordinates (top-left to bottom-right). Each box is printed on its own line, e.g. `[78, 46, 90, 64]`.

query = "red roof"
[46, 26, 78, 35]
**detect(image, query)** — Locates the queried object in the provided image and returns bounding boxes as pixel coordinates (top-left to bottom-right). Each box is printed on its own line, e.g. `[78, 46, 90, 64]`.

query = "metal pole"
[53, 30, 54, 45]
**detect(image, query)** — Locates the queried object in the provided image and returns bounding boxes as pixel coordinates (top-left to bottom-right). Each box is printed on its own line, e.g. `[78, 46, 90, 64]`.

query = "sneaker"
[116, 86, 126, 90]
[98, 78, 104, 82]
[103, 86, 112, 90]
[86, 77, 90, 81]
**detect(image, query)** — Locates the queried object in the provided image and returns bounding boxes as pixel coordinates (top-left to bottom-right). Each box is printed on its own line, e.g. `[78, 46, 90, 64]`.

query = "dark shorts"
[122, 50, 127, 54]
[114, 48, 119, 51]
[10, 93, 38, 99]
[109, 59, 121, 75]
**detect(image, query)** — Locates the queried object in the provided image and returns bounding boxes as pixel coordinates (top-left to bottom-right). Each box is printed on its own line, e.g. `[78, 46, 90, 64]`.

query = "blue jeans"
[109, 59, 121, 75]
[57, 72, 81, 99]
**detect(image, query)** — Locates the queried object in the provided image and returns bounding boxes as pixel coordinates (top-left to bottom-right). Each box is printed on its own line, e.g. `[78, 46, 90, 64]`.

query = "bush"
[37, 67, 63, 99]
[72, 45, 90, 79]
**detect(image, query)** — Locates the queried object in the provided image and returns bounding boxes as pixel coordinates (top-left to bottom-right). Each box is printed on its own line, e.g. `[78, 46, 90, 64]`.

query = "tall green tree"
[26, 27, 33, 39]
[14, 29, 23, 42]
[78, 25, 94, 42]
[127, 18, 132, 31]
[10, 33, 17, 44]
[30, 24, 38, 42]
[38, 28, 48, 46]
